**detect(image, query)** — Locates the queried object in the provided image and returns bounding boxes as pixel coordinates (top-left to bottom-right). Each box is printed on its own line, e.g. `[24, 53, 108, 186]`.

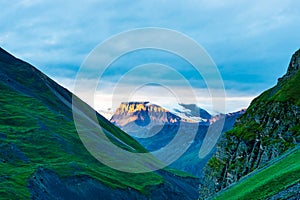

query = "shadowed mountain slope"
[0, 48, 199, 199]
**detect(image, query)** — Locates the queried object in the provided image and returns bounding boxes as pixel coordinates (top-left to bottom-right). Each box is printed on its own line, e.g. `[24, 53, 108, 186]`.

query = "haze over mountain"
[110, 102, 246, 177]
[0, 47, 200, 199]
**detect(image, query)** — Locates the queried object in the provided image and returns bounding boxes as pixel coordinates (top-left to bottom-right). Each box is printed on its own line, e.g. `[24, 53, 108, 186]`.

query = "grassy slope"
[0, 82, 164, 199]
[213, 146, 300, 200]
[203, 58, 300, 199]
[272, 70, 300, 105]
[0, 48, 198, 199]
[249, 70, 300, 108]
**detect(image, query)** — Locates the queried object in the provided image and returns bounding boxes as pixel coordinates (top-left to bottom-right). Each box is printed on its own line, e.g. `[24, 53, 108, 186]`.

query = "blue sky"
[1, 0, 300, 114]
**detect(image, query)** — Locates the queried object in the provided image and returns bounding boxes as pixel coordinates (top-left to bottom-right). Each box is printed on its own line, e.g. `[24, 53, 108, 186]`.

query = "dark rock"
[0, 132, 6, 139]
[28, 167, 199, 200]
[269, 182, 300, 200]
[0, 143, 29, 163]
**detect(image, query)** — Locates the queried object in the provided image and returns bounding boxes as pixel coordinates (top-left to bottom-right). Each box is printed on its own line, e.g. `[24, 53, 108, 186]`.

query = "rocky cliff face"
[199, 49, 300, 199]
[279, 49, 300, 82]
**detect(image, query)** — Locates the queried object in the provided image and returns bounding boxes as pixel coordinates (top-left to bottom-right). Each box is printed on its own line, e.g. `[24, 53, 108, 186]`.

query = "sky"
[1, 0, 300, 116]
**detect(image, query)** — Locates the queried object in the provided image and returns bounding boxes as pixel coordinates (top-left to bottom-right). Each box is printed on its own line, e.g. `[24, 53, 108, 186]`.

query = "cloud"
[56, 75, 255, 116]
[92, 85, 255, 116]
[1, 0, 299, 112]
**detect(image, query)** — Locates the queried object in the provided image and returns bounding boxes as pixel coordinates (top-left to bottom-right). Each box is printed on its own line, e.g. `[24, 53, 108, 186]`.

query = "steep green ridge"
[249, 67, 300, 107]
[0, 48, 198, 199]
[199, 49, 300, 199]
[0, 81, 162, 199]
[213, 146, 300, 200]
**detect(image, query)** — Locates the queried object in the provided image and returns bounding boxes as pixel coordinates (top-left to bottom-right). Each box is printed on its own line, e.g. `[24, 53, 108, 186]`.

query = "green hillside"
[213, 146, 300, 200]
[199, 49, 300, 199]
[0, 81, 164, 199]
[0, 48, 198, 199]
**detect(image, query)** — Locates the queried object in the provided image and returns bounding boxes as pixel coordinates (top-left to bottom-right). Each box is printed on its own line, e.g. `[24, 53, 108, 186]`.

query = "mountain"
[110, 102, 181, 137]
[110, 102, 212, 125]
[110, 102, 211, 138]
[0, 47, 200, 200]
[199, 49, 300, 199]
[110, 102, 245, 177]
[209, 109, 247, 130]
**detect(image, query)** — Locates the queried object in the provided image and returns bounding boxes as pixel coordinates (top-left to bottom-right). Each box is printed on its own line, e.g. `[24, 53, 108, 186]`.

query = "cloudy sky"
[1, 0, 300, 115]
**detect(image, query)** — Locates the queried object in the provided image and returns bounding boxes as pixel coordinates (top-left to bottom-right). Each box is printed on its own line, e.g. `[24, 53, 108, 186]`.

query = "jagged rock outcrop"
[279, 49, 300, 82]
[199, 49, 300, 199]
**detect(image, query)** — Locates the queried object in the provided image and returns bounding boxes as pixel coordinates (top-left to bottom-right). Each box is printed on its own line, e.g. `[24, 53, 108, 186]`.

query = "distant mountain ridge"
[110, 101, 246, 177]
[111, 102, 212, 126]
[111, 102, 180, 127]
[111, 101, 245, 135]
